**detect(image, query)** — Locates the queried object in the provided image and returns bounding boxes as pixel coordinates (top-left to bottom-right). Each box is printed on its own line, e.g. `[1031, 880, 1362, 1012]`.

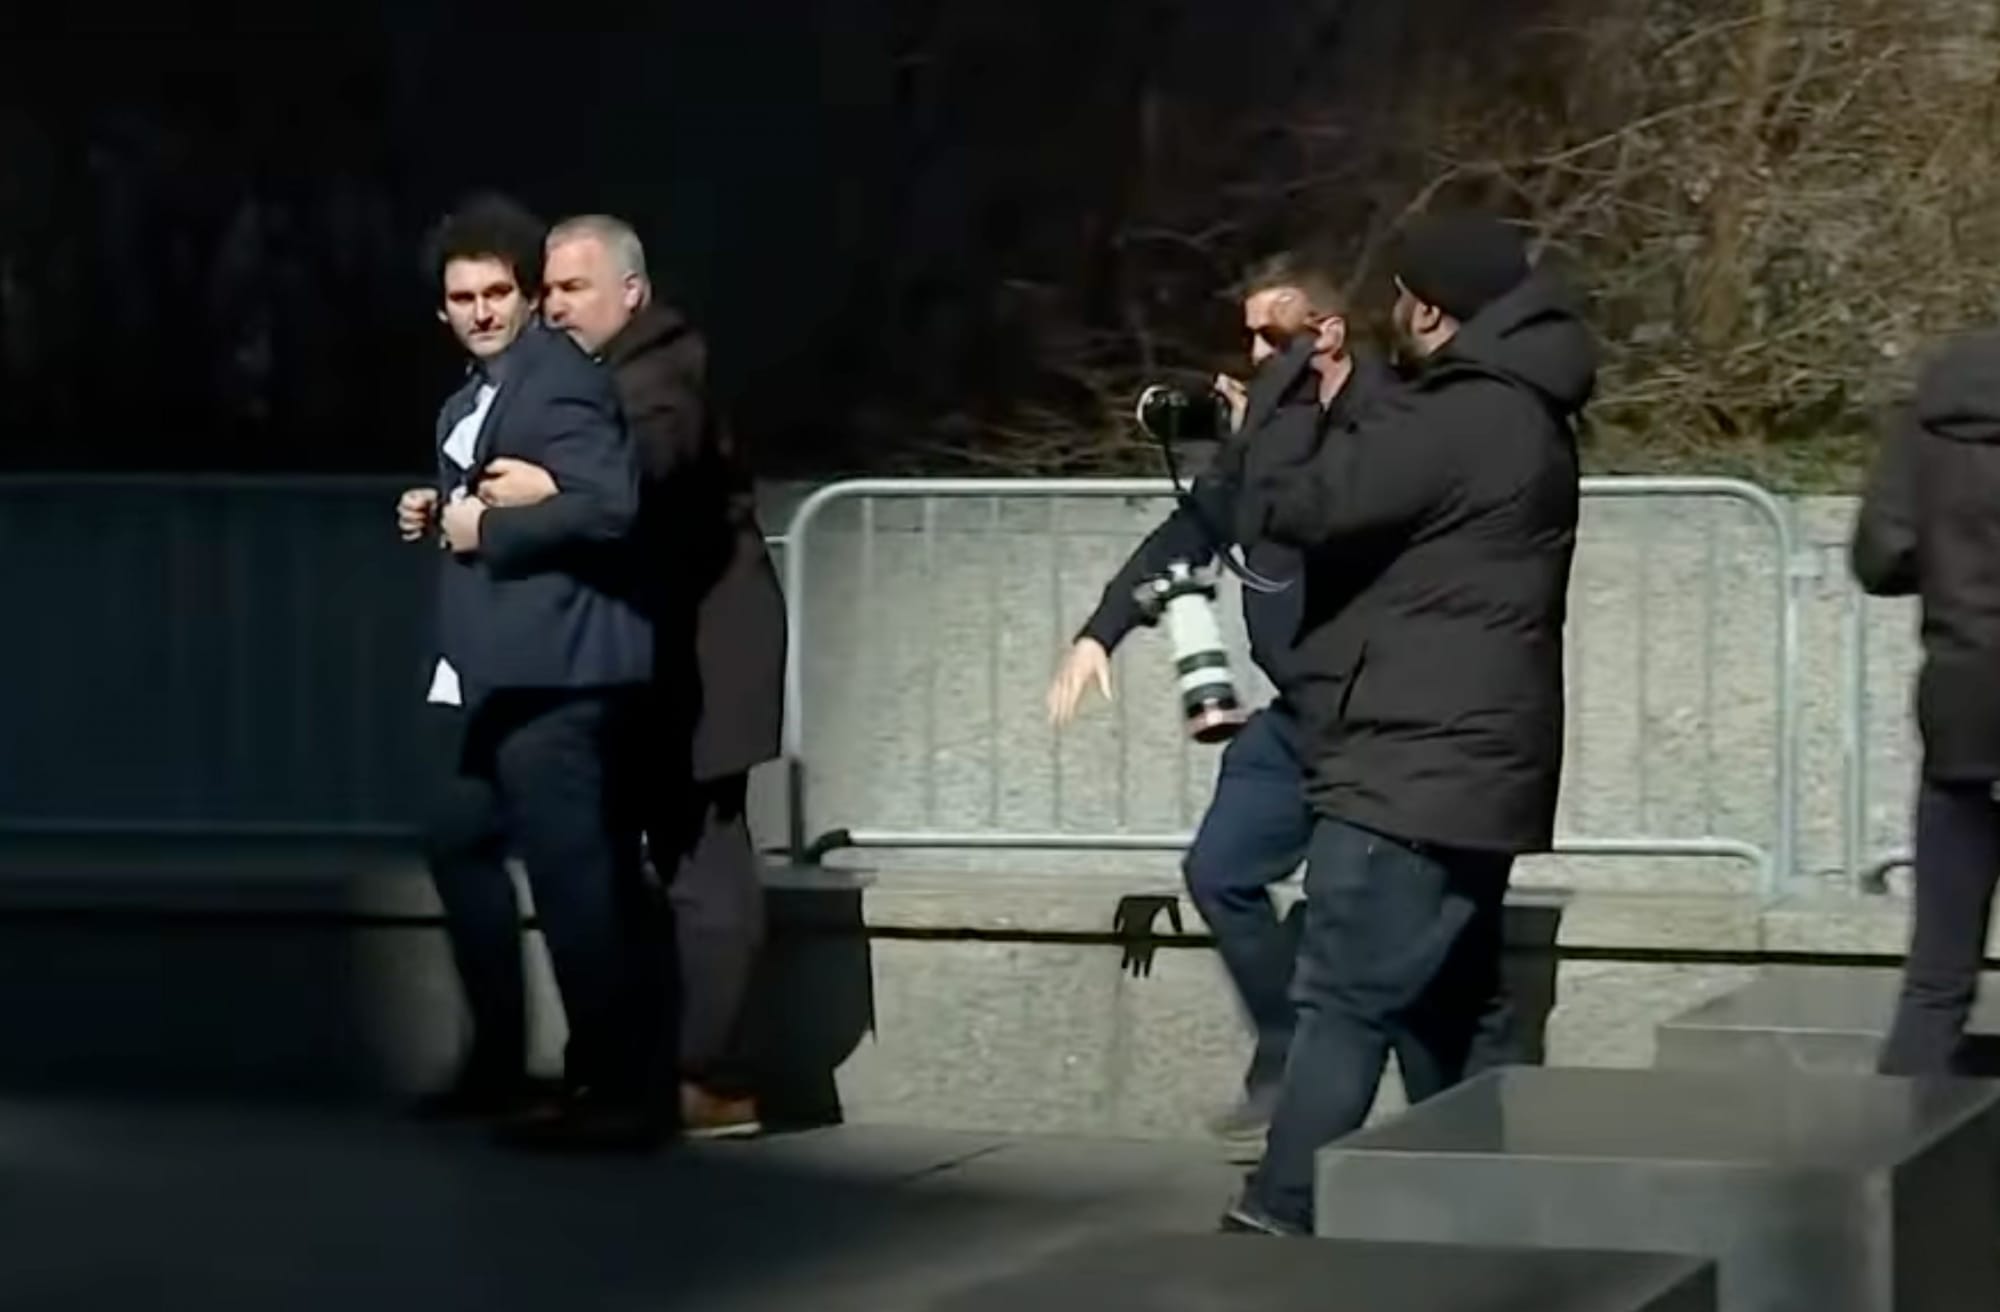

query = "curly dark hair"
[422, 191, 547, 296]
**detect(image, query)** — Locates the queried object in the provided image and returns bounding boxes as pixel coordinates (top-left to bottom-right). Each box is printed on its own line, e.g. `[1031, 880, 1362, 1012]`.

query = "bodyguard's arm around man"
[479, 214, 785, 1138]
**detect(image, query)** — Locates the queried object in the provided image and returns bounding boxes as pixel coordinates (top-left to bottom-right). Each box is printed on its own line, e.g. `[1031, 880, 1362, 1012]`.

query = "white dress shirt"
[427, 381, 499, 707]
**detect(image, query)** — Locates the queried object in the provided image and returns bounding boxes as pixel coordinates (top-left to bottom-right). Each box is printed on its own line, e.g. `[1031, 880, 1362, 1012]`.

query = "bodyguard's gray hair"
[549, 214, 649, 283]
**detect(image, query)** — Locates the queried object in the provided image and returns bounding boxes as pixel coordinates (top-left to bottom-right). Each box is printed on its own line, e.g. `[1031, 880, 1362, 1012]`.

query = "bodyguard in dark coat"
[484, 213, 786, 1138]
[1228, 214, 1595, 1235]
[600, 301, 785, 781]
[1852, 328, 2000, 1075]
[1239, 283, 1586, 855]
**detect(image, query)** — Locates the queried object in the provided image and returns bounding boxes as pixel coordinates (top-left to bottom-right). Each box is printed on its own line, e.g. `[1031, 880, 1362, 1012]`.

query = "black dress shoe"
[410, 1071, 555, 1123]
[493, 1086, 665, 1153]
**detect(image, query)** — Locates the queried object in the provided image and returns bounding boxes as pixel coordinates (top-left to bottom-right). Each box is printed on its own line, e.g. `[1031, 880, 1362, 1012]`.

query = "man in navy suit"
[395, 193, 657, 1149]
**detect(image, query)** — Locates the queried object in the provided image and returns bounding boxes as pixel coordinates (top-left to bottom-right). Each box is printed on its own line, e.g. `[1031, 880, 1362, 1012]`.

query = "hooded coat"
[1852, 328, 2000, 782]
[1237, 271, 1597, 853]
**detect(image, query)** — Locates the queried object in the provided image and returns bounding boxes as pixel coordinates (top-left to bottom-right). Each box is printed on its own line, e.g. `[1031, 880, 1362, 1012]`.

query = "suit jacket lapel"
[437, 375, 480, 486]
[469, 385, 515, 472]
[469, 338, 533, 471]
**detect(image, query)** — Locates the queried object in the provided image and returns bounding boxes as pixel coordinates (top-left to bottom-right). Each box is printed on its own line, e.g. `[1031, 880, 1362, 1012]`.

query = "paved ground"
[0, 1099, 1244, 1311]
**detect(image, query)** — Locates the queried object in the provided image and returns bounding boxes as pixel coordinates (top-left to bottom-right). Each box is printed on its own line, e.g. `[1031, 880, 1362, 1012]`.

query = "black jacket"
[436, 324, 651, 698]
[605, 304, 787, 781]
[1239, 271, 1595, 853]
[1852, 328, 2000, 781]
[1077, 354, 1395, 698]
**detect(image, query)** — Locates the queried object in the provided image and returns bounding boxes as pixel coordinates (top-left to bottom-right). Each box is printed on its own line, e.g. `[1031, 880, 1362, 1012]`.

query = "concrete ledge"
[0, 835, 1948, 1143]
[0, 842, 1558, 1134]
[0, 842, 872, 1105]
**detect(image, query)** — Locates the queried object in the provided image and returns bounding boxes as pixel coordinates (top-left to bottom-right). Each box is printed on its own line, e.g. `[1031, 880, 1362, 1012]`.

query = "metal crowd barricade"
[0, 472, 789, 842]
[0, 471, 1806, 897]
[0, 473, 430, 839]
[1840, 583, 1920, 893]
[779, 477, 1803, 900]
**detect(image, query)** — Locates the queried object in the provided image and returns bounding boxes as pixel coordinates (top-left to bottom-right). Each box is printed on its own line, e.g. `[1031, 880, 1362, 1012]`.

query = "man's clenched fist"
[396, 487, 439, 542]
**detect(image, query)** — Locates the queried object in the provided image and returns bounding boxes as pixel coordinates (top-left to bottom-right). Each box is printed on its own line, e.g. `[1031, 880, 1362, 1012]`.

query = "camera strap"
[1150, 401, 1291, 597]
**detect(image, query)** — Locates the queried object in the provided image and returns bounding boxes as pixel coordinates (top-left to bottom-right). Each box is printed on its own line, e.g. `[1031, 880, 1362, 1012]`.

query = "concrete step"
[0, 1105, 1249, 1312]
[936, 1234, 1715, 1312]
[1656, 967, 2000, 1076]
[1314, 1067, 2000, 1312]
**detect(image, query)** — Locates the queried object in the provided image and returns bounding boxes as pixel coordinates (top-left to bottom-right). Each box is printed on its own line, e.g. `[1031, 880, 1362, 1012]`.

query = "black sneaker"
[1219, 1200, 1306, 1238]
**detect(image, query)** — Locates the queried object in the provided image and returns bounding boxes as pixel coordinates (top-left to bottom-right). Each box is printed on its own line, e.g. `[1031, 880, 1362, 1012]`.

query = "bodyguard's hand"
[440, 491, 487, 554]
[1242, 331, 1323, 423]
[1215, 374, 1249, 433]
[396, 487, 439, 542]
[1046, 637, 1113, 728]
[477, 457, 560, 509]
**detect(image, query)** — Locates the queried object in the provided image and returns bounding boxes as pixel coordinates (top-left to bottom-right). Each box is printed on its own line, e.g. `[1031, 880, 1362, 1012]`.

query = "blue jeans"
[1248, 817, 1515, 1231]
[1183, 706, 1317, 1103]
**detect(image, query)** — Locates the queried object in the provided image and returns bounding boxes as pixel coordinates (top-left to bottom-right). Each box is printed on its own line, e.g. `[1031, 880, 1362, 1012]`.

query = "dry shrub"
[926, 0, 2000, 489]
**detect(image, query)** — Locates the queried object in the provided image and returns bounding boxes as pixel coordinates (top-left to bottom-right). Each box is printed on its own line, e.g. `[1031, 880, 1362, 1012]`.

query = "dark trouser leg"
[494, 693, 650, 1097]
[1396, 857, 1515, 1103]
[652, 773, 766, 1096]
[1881, 780, 2000, 1076]
[1248, 819, 1508, 1233]
[426, 708, 527, 1080]
[1182, 708, 1316, 1103]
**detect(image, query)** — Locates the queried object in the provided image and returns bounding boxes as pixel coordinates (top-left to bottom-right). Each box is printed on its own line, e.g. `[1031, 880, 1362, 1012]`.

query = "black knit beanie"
[1393, 213, 1531, 322]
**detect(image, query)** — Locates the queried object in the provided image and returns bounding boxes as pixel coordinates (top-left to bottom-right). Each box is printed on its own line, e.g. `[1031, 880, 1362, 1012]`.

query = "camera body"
[1133, 561, 1247, 744]
[1136, 384, 1231, 446]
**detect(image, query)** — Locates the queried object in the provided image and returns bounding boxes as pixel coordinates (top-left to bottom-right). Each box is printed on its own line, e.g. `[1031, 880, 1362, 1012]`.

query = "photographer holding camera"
[1226, 213, 1595, 1236]
[1046, 253, 1391, 1144]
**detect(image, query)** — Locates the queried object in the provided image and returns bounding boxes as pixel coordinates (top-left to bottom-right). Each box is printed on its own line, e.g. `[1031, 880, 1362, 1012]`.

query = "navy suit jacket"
[433, 323, 652, 699]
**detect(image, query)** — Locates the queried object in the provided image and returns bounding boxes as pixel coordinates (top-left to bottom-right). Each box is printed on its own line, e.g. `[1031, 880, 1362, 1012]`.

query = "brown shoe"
[680, 1082, 762, 1140]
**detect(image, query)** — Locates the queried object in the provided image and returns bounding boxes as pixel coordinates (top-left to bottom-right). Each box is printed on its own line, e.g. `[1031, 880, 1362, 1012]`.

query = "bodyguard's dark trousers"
[1881, 779, 2000, 1076]
[648, 771, 766, 1097]
[428, 690, 652, 1096]
[1182, 706, 1316, 1104]
[1249, 818, 1515, 1231]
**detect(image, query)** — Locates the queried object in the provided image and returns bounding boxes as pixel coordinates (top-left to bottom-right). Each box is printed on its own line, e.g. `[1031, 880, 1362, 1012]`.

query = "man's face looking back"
[543, 235, 638, 356]
[440, 257, 533, 360]
[1244, 286, 1317, 366]
[1245, 284, 1344, 371]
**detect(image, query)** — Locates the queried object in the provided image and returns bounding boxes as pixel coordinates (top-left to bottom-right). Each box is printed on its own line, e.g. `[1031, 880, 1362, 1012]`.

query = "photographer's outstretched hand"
[1046, 637, 1113, 728]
